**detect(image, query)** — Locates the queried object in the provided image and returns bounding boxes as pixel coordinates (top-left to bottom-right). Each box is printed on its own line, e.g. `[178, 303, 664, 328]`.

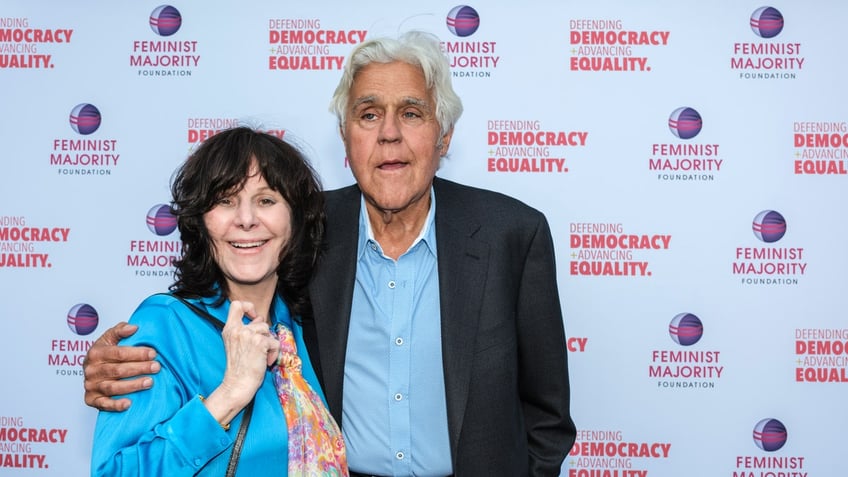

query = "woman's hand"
[201, 301, 279, 428]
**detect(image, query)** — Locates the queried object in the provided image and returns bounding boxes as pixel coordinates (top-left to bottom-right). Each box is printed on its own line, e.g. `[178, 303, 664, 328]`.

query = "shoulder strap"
[159, 293, 254, 477]
[166, 293, 223, 331]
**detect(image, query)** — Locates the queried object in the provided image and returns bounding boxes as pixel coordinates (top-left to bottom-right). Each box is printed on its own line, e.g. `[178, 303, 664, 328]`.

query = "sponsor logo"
[0, 16, 73, 69]
[795, 328, 848, 383]
[442, 5, 499, 78]
[0, 215, 69, 268]
[732, 7, 804, 80]
[568, 429, 671, 477]
[569, 18, 670, 72]
[650, 107, 722, 182]
[486, 119, 587, 173]
[569, 222, 671, 277]
[793, 121, 848, 175]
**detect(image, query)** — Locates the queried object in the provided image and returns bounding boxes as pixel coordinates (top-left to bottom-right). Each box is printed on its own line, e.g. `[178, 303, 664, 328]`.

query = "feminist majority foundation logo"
[131, 5, 200, 77]
[731, 6, 804, 80]
[668, 107, 701, 139]
[48, 303, 97, 374]
[750, 7, 784, 39]
[146, 204, 177, 236]
[50, 103, 120, 176]
[650, 313, 722, 389]
[649, 107, 722, 182]
[752, 210, 786, 243]
[734, 210, 807, 286]
[441, 5, 500, 78]
[753, 418, 787, 452]
[669, 313, 703, 346]
[446, 5, 480, 37]
[149, 5, 182, 36]
[128, 203, 180, 279]
[66, 303, 98, 336]
[733, 418, 808, 476]
[68, 103, 100, 135]
[569, 17, 670, 72]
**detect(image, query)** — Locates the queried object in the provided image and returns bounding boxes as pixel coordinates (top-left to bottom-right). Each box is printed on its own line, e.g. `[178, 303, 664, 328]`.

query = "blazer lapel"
[309, 185, 361, 424]
[433, 178, 490, 454]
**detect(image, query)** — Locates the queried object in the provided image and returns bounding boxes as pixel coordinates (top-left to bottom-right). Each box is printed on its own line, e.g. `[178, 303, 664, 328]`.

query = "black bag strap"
[163, 293, 255, 477]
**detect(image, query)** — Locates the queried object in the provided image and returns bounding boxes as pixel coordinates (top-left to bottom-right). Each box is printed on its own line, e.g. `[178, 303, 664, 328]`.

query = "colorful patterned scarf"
[271, 323, 348, 476]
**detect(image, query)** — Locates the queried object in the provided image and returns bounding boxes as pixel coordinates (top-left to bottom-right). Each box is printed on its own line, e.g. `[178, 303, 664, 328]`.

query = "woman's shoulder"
[129, 293, 187, 324]
[123, 293, 220, 346]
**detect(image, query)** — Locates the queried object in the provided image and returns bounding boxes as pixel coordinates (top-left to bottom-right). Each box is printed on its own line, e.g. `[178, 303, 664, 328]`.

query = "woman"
[91, 127, 347, 476]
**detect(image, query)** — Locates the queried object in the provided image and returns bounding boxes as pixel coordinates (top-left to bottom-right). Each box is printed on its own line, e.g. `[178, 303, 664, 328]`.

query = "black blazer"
[306, 177, 576, 476]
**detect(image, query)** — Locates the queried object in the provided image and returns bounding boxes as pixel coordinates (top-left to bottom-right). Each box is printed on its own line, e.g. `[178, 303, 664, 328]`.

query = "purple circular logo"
[750, 7, 784, 39]
[446, 5, 480, 37]
[149, 5, 182, 37]
[147, 204, 177, 236]
[69, 103, 101, 135]
[669, 313, 703, 346]
[752, 210, 787, 243]
[67, 303, 99, 336]
[753, 418, 787, 451]
[668, 107, 702, 140]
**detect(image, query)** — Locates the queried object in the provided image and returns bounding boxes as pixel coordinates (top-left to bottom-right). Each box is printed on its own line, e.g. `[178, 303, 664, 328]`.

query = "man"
[84, 31, 576, 476]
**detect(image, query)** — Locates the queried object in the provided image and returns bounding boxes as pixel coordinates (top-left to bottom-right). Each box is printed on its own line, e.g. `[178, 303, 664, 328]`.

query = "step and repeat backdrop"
[1, 1, 846, 476]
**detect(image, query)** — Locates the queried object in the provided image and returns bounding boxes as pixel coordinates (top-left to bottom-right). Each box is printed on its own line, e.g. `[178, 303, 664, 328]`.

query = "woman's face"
[203, 168, 292, 296]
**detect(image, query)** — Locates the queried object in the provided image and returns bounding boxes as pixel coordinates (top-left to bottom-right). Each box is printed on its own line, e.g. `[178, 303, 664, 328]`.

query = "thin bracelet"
[198, 395, 231, 431]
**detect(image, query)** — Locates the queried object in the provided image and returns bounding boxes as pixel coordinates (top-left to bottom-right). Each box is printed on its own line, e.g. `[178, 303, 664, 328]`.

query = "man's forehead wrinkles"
[351, 95, 430, 109]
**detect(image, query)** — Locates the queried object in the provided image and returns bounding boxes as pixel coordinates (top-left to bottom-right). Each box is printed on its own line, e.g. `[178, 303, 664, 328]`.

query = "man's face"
[342, 61, 452, 216]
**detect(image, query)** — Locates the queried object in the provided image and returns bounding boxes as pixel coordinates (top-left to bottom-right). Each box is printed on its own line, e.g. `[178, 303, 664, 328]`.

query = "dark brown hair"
[169, 126, 324, 320]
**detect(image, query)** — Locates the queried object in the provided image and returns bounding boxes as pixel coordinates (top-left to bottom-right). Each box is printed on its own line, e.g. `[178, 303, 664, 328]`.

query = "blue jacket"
[91, 291, 326, 476]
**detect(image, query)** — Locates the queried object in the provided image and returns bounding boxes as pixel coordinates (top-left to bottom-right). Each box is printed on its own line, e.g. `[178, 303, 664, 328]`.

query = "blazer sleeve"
[516, 213, 577, 475]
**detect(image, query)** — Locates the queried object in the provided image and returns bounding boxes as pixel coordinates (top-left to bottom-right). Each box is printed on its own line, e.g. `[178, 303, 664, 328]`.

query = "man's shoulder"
[434, 177, 542, 217]
[322, 183, 360, 199]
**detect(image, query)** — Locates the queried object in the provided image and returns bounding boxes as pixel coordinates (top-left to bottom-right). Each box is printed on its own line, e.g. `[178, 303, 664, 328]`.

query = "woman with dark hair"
[91, 127, 347, 476]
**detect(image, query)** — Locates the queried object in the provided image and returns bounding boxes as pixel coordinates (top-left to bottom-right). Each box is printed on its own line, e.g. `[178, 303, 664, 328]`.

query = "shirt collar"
[357, 186, 437, 259]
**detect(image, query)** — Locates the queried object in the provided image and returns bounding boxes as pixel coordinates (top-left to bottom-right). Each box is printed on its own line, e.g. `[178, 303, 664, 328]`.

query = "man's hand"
[82, 322, 160, 412]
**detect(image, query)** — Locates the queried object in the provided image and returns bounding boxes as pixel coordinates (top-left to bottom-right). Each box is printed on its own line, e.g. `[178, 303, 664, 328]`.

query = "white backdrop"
[1, 1, 846, 476]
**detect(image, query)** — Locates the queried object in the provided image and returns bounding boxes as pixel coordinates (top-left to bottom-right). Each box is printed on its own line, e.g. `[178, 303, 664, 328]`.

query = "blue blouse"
[91, 291, 327, 476]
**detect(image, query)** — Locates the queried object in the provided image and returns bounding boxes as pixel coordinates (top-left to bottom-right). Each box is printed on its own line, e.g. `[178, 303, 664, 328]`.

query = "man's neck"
[366, 198, 430, 260]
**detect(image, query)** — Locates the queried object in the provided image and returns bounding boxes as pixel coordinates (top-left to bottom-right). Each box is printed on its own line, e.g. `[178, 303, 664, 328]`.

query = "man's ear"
[439, 127, 454, 157]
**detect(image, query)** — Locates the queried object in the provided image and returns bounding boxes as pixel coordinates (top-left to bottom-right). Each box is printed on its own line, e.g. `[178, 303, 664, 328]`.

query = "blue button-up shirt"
[342, 190, 452, 476]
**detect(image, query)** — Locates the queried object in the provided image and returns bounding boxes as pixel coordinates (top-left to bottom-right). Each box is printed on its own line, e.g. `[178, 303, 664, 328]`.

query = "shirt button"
[394, 393, 403, 401]
[396, 451, 405, 460]
[395, 337, 404, 346]
[388, 280, 396, 289]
